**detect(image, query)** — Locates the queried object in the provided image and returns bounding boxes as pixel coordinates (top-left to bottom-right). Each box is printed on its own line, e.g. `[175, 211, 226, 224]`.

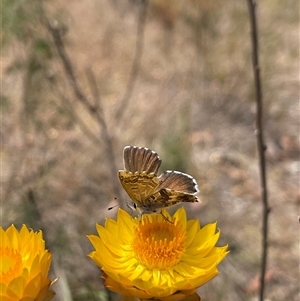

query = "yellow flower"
[88, 207, 228, 301]
[0, 224, 56, 301]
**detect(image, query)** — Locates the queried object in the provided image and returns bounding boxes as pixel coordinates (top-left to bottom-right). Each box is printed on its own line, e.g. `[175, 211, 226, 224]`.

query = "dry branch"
[246, 1, 271, 301]
[46, 18, 122, 200]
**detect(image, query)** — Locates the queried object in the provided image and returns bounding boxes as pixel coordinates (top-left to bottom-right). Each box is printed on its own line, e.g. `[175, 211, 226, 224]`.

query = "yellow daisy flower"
[0, 224, 56, 301]
[88, 207, 228, 301]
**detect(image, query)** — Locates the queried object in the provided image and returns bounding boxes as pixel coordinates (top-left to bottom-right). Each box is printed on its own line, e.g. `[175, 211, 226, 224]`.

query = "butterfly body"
[118, 146, 199, 215]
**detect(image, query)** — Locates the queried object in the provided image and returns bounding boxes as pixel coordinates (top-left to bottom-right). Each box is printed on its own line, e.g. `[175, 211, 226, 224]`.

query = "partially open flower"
[88, 207, 228, 300]
[0, 224, 56, 301]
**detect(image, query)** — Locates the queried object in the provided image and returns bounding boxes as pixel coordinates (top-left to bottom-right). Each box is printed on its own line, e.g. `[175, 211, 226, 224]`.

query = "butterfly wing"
[118, 171, 160, 204]
[123, 146, 162, 174]
[120, 146, 162, 205]
[142, 188, 198, 213]
[148, 171, 200, 210]
[158, 171, 199, 194]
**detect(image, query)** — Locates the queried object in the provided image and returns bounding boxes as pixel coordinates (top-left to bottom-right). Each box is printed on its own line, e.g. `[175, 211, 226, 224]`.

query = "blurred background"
[1, 0, 299, 300]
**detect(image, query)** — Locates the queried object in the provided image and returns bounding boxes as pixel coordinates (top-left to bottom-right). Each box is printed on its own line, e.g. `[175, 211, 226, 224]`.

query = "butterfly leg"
[160, 211, 173, 224]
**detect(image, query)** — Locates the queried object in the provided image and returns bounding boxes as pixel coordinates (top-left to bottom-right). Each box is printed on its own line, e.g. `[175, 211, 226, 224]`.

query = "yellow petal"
[105, 275, 150, 299]
[190, 268, 219, 288]
[104, 218, 117, 231]
[145, 284, 176, 297]
[6, 225, 19, 250]
[188, 223, 217, 249]
[6, 276, 25, 299]
[174, 262, 206, 278]
[184, 232, 220, 258]
[127, 264, 146, 280]
[0, 295, 16, 301]
[87, 234, 102, 250]
[172, 207, 187, 229]
[96, 226, 125, 256]
[185, 220, 200, 248]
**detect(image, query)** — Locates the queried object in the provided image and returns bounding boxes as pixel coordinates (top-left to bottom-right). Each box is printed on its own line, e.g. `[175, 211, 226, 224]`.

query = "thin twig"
[246, 1, 270, 301]
[114, 0, 148, 121]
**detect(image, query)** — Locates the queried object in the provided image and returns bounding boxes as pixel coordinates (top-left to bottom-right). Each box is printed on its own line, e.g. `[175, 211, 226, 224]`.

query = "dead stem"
[246, 1, 271, 301]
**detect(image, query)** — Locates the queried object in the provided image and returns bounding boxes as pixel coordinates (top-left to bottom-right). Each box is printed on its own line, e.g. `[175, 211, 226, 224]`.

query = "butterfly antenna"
[108, 197, 119, 211]
[108, 204, 119, 211]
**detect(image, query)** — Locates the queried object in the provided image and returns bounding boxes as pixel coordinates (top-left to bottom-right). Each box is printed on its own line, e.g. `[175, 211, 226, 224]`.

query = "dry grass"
[1, 0, 299, 300]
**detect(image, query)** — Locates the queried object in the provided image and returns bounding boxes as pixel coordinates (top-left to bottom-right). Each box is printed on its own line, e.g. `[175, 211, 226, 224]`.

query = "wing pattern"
[118, 171, 160, 203]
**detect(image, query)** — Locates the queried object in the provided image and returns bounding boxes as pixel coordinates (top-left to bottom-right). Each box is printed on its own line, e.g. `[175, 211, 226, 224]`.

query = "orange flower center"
[132, 215, 186, 269]
[0, 247, 22, 284]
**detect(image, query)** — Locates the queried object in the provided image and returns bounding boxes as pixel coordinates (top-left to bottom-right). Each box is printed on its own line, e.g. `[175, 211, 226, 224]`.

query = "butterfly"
[118, 146, 199, 215]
